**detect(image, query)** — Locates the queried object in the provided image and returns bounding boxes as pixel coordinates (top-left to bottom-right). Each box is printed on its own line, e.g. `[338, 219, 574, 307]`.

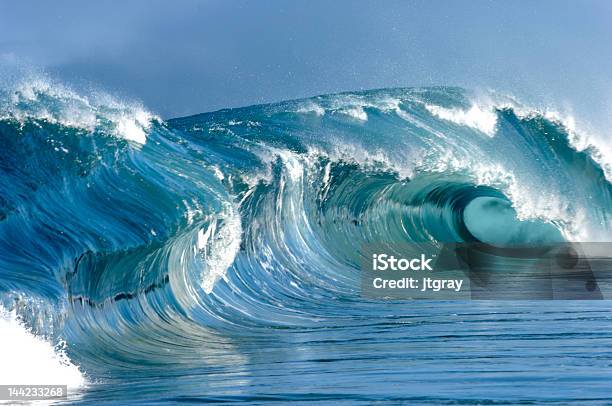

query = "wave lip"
[1, 75, 158, 144]
[424, 103, 498, 136]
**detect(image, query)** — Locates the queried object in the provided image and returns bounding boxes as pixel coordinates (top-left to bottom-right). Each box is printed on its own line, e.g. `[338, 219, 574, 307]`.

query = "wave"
[0, 80, 610, 377]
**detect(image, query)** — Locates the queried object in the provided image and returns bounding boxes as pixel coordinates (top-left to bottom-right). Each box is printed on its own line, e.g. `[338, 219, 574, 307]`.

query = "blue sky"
[1, 0, 611, 125]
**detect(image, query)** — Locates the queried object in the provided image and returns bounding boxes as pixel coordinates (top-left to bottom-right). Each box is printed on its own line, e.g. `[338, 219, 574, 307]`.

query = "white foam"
[198, 203, 242, 294]
[339, 106, 368, 121]
[322, 162, 332, 187]
[331, 95, 403, 122]
[183, 199, 204, 225]
[0, 306, 86, 389]
[211, 165, 225, 181]
[112, 110, 153, 145]
[425, 103, 498, 136]
[278, 150, 306, 181]
[306, 143, 414, 180]
[3, 76, 158, 144]
[537, 111, 612, 183]
[296, 102, 325, 116]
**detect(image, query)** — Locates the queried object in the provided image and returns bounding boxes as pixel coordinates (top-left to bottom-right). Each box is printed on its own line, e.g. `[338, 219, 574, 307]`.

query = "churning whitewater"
[0, 77, 611, 402]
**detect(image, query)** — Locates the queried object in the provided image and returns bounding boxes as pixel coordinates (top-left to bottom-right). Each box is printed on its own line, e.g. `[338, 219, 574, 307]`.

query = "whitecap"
[2, 75, 158, 145]
[425, 103, 498, 136]
[0, 306, 86, 389]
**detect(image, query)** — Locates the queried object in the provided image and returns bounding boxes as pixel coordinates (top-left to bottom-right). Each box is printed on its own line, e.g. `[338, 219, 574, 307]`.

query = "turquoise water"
[0, 81, 611, 404]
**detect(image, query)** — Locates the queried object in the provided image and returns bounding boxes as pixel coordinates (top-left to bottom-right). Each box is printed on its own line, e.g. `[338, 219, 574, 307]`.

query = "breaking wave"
[0, 79, 610, 393]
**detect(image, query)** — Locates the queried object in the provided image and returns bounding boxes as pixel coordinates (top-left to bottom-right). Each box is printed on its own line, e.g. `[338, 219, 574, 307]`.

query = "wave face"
[1, 81, 611, 403]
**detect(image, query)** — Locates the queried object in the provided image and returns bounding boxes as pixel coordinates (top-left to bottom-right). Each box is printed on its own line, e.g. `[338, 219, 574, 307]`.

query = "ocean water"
[0, 78, 611, 404]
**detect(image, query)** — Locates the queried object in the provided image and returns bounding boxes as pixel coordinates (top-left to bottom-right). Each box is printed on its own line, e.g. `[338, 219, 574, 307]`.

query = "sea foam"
[424, 103, 498, 136]
[2, 75, 158, 144]
[0, 305, 85, 389]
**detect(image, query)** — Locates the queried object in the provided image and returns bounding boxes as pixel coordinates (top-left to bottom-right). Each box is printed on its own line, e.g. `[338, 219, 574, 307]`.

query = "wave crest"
[1, 75, 158, 144]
